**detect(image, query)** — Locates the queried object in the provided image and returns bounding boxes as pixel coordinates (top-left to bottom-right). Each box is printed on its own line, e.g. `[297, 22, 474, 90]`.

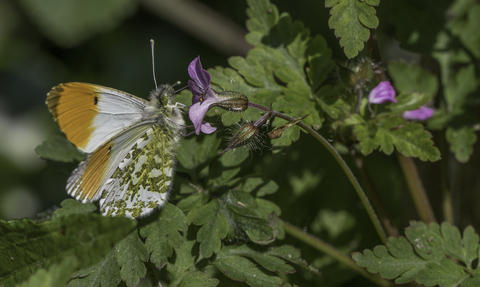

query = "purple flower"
[402, 106, 435, 121]
[188, 57, 219, 135]
[369, 81, 397, 104]
[188, 56, 249, 135]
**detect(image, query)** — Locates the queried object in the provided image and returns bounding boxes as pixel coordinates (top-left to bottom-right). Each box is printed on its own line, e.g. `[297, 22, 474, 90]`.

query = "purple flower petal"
[369, 81, 397, 104]
[200, 122, 217, 134]
[188, 56, 211, 92]
[402, 106, 435, 121]
[188, 80, 202, 104]
[189, 94, 219, 135]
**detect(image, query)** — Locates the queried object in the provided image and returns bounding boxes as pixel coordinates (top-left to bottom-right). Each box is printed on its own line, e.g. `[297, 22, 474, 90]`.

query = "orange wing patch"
[71, 142, 113, 201]
[46, 83, 100, 151]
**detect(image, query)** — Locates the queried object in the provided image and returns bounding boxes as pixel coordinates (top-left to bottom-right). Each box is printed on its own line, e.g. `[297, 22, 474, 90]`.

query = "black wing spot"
[94, 96, 99, 105]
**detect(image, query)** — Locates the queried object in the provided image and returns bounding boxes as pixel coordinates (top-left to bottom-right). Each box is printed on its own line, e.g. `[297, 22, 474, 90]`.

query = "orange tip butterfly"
[46, 41, 185, 218]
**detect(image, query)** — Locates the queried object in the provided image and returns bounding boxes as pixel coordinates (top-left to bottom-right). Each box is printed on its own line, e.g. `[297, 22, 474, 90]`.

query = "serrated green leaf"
[166, 229, 199, 287]
[178, 271, 219, 287]
[216, 245, 295, 274]
[255, 180, 279, 197]
[188, 199, 228, 259]
[274, 81, 322, 129]
[355, 117, 441, 161]
[446, 126, 477, 163]
[245, 0, 279, 45]
[314, 85, 344, 120]
[388, 61, 439, 95]
[0, 214, 135, 287]
[20, 0, 136, 47]
[221, 191, 277, 245]
[307, 35, 334, 92]
[444, 64, 477, 109]
[70, 230, 148, 287]
[177, 193, 210, 212]
[213, 255, 284, 287]
[328, 0, 379, 58]
[416, 260, 469, 287]
[52, 199, 96, 219]
[386, 93, 432, 113]
[441, 223, 478, 269]
[207, 145, 250, 186]
[353, 123, 382, 155]
[17, 256, 77, 287]
[449, 5, 480, 58]
[353, 221, 480, 285]
[378, 117, 440, 161]
[35, 135, 85, 163]
[177, 135, 221, 179]
[140, 204, 188, 269]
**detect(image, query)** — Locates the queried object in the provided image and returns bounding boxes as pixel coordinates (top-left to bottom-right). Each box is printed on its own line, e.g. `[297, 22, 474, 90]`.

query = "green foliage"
[52, 199, 96, 218]
[140, 204, 188, 269]
[35, 135, 86, 163]
[326, 0, 379, 58]
[354, 116, 441, 161]
[188, 199, 228, 258]
[70, 230, 148, 287]
[0, 210, 136, 286]
[19, 0, 136, 47]
[387, 61, 439, 95]
[353, 221, 480, 286]
[17, 256, 77, 287]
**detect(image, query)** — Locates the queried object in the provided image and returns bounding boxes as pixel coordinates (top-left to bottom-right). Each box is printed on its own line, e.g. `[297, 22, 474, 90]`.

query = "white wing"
[67, 121, 181, 218]
[47, 82, 148, 153]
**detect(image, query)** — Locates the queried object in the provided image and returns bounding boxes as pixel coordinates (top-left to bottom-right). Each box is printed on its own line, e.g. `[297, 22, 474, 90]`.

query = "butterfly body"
[47, 82, 184, 218]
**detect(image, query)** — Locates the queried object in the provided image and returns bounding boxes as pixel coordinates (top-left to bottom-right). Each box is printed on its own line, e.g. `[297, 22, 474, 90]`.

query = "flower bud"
[221, 122, 259, 155]
[213, 91, 249, 112]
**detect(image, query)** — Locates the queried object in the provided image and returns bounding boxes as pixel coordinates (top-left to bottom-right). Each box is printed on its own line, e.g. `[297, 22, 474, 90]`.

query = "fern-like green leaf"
[140, 204, 188, 269]
[327, 0, 379, 58]
[352, 221, 480, 286]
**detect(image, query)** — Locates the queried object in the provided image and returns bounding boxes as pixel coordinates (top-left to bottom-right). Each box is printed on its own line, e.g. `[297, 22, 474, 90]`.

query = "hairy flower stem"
[396, 153, 437, 223]
[248, 102, 387, 243]
[283, 221, 394, 287]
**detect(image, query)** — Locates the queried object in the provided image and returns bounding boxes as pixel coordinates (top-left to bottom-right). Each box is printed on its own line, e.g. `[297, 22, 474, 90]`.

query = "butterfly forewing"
[47, 82, 148, 153]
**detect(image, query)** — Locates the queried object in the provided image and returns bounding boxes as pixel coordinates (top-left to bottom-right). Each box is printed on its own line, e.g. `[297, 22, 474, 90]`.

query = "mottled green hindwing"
[100, 124, 179, 218]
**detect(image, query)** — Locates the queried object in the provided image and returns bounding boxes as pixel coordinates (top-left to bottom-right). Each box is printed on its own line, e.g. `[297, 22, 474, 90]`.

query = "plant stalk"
[283, 221, 394, 287]
[351, 149, 399, 237]
[249, 102, 387, 243]
[396, 153, 437, 223]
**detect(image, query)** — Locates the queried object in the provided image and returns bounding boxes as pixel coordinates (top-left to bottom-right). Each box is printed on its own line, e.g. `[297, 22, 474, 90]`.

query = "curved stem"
[283, 221, 394, 287]
[249, 102, 387, 243]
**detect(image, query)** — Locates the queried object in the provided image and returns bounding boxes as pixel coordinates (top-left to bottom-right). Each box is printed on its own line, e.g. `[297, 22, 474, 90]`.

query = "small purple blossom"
[188, 56, 219, 135]
[188, 56, 249, 135]
[369, 81, 397, 104]
[402, 106, 435, 121]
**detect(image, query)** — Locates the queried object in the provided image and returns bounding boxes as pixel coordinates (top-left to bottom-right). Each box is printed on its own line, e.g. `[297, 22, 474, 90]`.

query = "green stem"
[249, 102, 387, 243]
[396, 153, 437, 223]
[439, 130, 454, 224]
[283, 221, 394, 287]
[351, 149, 399, 237]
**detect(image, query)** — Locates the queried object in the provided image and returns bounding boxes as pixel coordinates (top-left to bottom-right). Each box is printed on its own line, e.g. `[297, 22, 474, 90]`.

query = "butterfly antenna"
[150, 39, 158, 89]
[174, 85, 189, 93]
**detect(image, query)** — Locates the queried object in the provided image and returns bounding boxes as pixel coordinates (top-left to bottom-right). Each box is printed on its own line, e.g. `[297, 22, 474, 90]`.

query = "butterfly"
[46, 82, 185, 218]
